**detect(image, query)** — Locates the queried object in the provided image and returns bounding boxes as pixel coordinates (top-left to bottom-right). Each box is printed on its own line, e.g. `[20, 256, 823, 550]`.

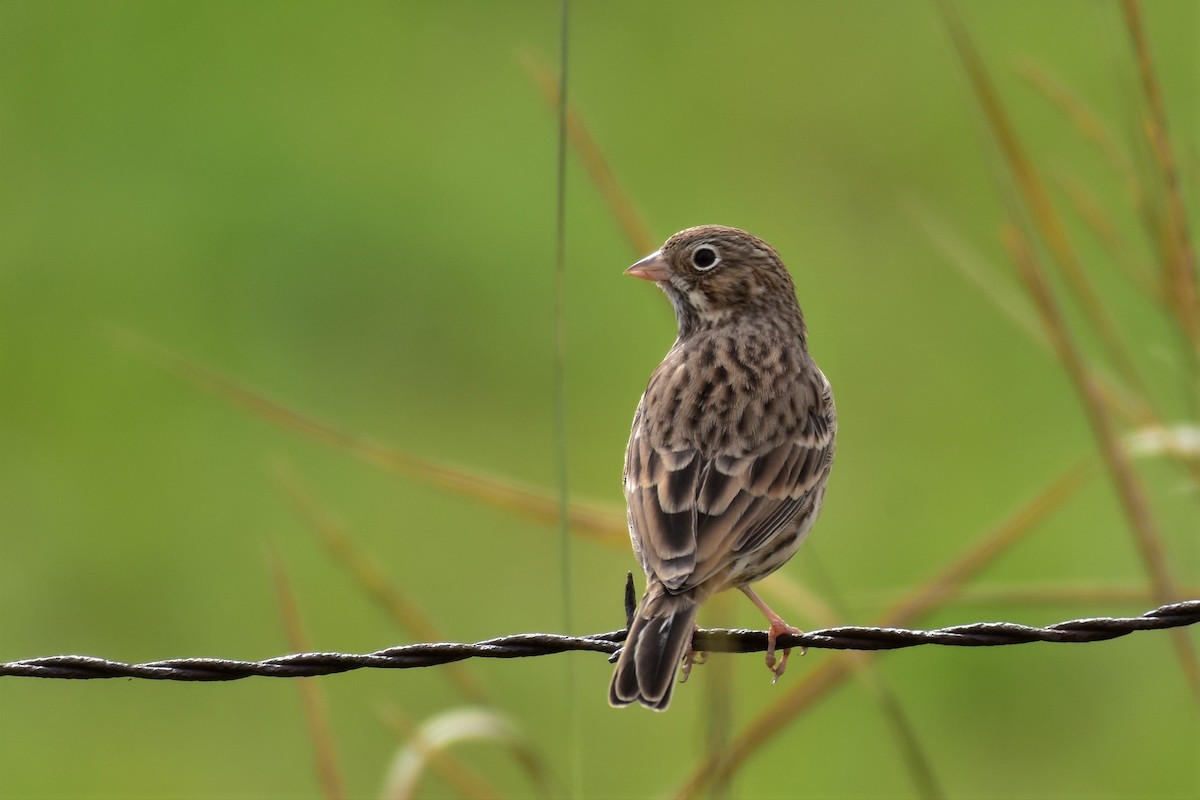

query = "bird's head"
[627, 225, 804, 338]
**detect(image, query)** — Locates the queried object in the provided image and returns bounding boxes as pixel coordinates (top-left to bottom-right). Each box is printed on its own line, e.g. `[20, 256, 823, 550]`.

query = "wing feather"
[624, 346, 836, 598]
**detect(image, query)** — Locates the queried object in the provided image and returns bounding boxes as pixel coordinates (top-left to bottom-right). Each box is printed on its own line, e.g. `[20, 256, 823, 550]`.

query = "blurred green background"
[1, 1, 1196, 798]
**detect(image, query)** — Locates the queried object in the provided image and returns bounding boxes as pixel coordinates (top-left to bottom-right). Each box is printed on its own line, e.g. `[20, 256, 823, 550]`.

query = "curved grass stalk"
[379, 707, 558, 800]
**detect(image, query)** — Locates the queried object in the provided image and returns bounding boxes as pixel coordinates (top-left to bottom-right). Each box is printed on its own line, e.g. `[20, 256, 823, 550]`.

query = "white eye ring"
[691, 245, 720, 271]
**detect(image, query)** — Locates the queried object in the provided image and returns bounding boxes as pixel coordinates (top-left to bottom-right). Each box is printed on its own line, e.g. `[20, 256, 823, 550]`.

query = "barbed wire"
[2, 599, 1196, 682]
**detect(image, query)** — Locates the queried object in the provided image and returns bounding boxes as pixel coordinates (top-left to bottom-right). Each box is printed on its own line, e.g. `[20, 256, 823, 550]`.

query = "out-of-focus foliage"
[1, 2, 1195, 798]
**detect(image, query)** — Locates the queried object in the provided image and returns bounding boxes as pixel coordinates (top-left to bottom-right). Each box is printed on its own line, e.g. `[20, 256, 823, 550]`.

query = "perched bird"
[608, 225, 836, 711]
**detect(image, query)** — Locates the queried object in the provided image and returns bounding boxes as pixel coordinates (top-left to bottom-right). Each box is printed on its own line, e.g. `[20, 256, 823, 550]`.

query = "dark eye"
[691, 245, 720, 271]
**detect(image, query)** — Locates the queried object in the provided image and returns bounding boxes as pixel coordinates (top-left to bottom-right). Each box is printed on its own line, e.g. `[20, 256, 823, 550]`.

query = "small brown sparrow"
[609, 225, 836, 710]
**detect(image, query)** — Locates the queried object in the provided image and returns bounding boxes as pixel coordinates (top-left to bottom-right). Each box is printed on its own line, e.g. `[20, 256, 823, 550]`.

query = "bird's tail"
[608, 586, 699, 710]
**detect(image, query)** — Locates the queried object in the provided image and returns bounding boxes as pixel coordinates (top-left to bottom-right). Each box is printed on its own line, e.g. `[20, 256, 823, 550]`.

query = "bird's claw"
[679, 640, 708, 684]
[765, 621, 805, 684]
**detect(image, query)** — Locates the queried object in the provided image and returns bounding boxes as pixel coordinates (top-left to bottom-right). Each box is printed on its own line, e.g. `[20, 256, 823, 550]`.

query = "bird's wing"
[624, 402, 703, 591]
[625, 372, 835, 595]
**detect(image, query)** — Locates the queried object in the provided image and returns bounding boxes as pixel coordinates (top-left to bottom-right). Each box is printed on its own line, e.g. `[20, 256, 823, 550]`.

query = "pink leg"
[740, 586, 805, 683]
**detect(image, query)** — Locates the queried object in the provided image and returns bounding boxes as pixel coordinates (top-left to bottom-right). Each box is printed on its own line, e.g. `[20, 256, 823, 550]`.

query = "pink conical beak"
[625, 250, 671, 282]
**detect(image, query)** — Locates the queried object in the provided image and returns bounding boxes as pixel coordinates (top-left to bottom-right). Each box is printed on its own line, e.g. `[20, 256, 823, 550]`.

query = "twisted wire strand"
[2, 600, 1196, 682]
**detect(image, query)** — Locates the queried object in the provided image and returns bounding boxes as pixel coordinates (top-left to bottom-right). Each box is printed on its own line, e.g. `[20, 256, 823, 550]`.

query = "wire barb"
[2, 601, 1195, 682]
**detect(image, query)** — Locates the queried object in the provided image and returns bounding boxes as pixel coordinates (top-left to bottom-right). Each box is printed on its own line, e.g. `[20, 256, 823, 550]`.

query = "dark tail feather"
[608, 589, 699, 711]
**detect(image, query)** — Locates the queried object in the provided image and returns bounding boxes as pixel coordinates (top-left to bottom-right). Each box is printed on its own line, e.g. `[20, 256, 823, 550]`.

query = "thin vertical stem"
[553, 2, 571, 627]
[552, 1, 580, 796]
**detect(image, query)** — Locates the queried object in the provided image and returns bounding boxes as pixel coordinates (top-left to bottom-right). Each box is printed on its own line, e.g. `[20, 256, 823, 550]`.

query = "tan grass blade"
[909, 202, 1047, 343]
[919, 195, 1200, 497]
[267, 546, 347, 800]
[1003, 221, 1199, 702]
[941, 1, 1149, 399]
[1121, 0, 1200, 352]
[379, 706, 559, 800]
[912, 206, 1152, 427]
[1013, 62, 1161, 299]
[1015, 59, 1141, 196]
[113, 330, 626, 546]
[271, 462, 489, 703]
[672, 460, 1095, 799]
[520, 50, 658, 256]
[1055, 171, 1158, 297]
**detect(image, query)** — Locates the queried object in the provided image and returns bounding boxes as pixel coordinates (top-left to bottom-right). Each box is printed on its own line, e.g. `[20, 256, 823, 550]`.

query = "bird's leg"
[739, 586, 805, 683]
[678, 625, 707, 683]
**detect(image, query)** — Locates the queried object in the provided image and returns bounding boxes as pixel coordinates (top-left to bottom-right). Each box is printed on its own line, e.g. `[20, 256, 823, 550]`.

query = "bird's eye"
[691, 245, 720, 271]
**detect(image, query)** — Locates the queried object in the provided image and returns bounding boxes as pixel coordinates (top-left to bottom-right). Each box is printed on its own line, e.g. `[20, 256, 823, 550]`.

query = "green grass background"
[1, 1, 1196, 798]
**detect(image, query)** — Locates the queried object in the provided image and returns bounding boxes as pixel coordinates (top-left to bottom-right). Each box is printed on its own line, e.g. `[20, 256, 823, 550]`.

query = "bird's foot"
[678, 634, 708, 684]
[765, 619, 806, 683]
[739, 585, 807, 683]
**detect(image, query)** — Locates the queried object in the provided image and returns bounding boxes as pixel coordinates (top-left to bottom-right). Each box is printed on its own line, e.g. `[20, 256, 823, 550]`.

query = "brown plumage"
[609, 225, 836, 711]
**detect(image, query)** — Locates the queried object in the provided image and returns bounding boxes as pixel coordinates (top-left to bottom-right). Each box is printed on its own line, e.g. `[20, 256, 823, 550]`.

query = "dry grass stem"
[1121, 0, 1200, 350]
[1003, 222, 1199, 702]
[115, 331, 626, 546]
[943, 1, 1149, 399]
[271, 462, 489, 703]
[520, 50, 658, 256]
[1054, 171, 1157, 297]
[913, 205, 1153, 429]
[701, 591, 736, 800]
[267, 547, 347, 800]
[1016, 59, 1141, 195]
[672, 460, 1094, 799]
[910, 203, 1047, 344]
